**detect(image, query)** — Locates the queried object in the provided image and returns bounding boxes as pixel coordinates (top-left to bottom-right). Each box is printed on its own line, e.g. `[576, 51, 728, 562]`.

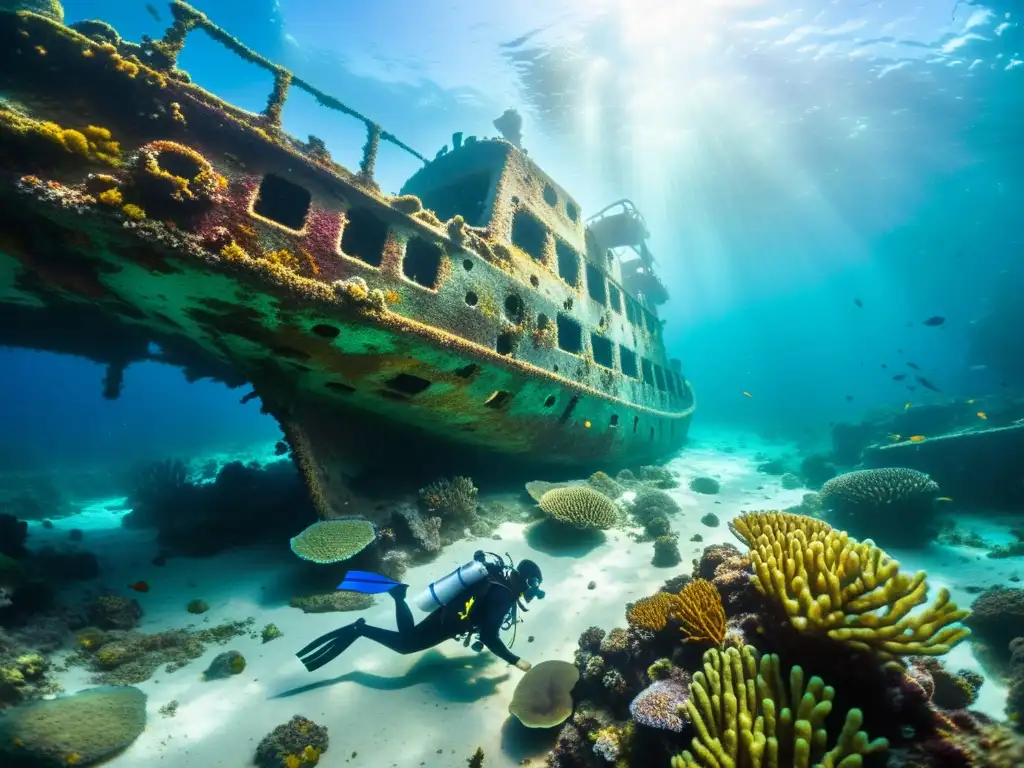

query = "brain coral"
[0, 685, 147, 766]
[509, 660, 580, 728]
[538, 487, 618, 530]
[289, 517, 376, 563]
[819, 468, 941, 546]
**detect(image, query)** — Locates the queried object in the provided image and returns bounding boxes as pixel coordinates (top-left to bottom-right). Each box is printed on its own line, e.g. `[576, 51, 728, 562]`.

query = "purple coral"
[629, 677, 691, 732]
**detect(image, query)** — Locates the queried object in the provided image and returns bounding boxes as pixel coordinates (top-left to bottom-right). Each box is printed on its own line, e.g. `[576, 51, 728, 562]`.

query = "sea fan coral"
[673, 579, 726, 646]
[626, 579, 726, 645]
[538, 487, 618, 530]
[730, 511, 970, 659]
[627, 592, 680, 632]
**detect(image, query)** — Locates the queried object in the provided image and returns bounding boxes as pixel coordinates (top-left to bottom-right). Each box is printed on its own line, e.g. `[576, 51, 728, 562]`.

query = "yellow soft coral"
[97, 188, 123, 206]
[672, 645, 888, 768]
[266, 248, 300, 271]
[122, 204, 146, 220]
[301, 745, 320, 764]
[729, 511, 970, 659]
[220, 242, 248, 261]
[283, 756, 301, 768]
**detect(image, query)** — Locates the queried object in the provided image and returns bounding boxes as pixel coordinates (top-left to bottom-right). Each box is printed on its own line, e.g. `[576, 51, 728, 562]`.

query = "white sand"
[23, 429, 1017, 767]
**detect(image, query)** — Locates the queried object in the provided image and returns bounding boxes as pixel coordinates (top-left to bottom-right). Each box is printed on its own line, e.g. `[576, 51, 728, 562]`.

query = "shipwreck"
[0, 1, 695, 513]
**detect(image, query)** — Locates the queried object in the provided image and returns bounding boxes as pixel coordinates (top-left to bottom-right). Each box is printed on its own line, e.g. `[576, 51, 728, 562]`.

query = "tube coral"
[672, 645, 888, 768]
[729, 511, 970, 659]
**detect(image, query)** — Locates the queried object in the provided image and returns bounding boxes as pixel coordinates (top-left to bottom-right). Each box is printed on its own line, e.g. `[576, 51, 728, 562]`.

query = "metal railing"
[150, 1, 426, 181]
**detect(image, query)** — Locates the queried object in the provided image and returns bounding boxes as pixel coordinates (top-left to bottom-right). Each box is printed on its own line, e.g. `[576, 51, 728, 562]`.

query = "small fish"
[923, 316, 946, 327]
[916, 375, 941, 392]
[854, 298, 863, 308]
[909, 435, 926, 442]
[845, 394, 854, 402]
[888, 433, 902, 441]
[881, 363, 888, 369]
[969, 364, 987, 371]
[145, 3, 162, 22]
[128, 581, 150, 593]
[936, 497, 953, 503]
[906, 362, 920, 370]
[977, 411, 987, 420]
[892, 374, 906, 381]
[966, 399, 975, 404]
[907, 386, 917, 391]
[742, 391, 752, 398]
[904, 402, 911, 409]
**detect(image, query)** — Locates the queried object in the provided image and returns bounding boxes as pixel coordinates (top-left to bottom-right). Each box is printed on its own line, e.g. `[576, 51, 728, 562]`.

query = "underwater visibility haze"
[0, 0, 1022, 766]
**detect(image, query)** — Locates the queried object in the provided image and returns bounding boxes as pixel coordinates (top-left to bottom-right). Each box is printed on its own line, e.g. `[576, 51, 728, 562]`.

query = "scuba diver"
[296, 551, 544, 673]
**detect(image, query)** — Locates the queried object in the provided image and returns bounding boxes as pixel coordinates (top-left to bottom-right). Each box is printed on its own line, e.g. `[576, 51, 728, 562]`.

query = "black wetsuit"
[361, 579, 521, 664]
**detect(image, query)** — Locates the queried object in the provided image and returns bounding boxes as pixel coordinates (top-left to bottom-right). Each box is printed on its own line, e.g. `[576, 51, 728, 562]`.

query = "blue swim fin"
[336, 570, 404, 594]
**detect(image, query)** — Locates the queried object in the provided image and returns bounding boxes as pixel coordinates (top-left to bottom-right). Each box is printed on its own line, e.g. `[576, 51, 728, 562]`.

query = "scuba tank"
[411, 558, 489, 613]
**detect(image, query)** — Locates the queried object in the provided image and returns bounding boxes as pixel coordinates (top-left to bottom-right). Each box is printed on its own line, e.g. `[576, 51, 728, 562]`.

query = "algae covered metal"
[0, 1, 695, 515]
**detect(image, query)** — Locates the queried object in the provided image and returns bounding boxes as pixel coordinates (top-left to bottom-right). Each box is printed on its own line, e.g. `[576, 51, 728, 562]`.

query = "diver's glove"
[515, 659, 532, 672]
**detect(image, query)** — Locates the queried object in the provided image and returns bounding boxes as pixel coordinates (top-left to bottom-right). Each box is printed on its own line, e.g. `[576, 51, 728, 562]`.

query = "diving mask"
[525, 577, 545, 601]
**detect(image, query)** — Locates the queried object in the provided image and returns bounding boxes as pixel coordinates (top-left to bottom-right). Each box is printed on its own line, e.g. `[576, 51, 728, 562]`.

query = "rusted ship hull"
[0, 4, 694, 511]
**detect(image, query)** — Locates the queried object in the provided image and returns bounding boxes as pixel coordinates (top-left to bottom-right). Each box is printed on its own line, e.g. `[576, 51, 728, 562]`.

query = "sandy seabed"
[25, 428, 1018, 768]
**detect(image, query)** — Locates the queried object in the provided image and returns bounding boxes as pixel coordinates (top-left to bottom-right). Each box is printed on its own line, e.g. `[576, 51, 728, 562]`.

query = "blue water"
[3, 0, 1020, 468]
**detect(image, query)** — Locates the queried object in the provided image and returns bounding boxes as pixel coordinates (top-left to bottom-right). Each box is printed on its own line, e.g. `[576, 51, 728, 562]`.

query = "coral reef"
[125, 458, 311, 556]
[629, 675, 691, 732]
[780, 472, 802, 490]
[587, 471, 625, 499]
[538, 487, 619, 530]
[671, 645, 888, 767]
[964, 587, 1024, 670]
[628, 579, 726, 647]
[688, 477, 719, 495]
[254, 715, 329, 768]
[800, 454, 837, 489]
[289, 518, 377, 563]
[0, 685, 147, 767]
[652, 535, 682, 567]
[288, 591, 374, 613]
[1008, 638, 1024, 727]
[392, 503, 442, 555]
[672, 580, 726, 646]
[70, 618, 253, 685]
[0, 649, 58, 707]
[508, 660, 580, 728]
[262, 623, 283, 643]
[631, 488, 681, 526]
[643, 514, 672, 541]
[202, 650, 246, 680]
[639, 465, 679, 489]
[86, 594, 143, 631]
[819, 467, 942, 547]
[730, 511, 970, 659]
[419, 476, 478, 528]
[186, 598, 209, 615]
